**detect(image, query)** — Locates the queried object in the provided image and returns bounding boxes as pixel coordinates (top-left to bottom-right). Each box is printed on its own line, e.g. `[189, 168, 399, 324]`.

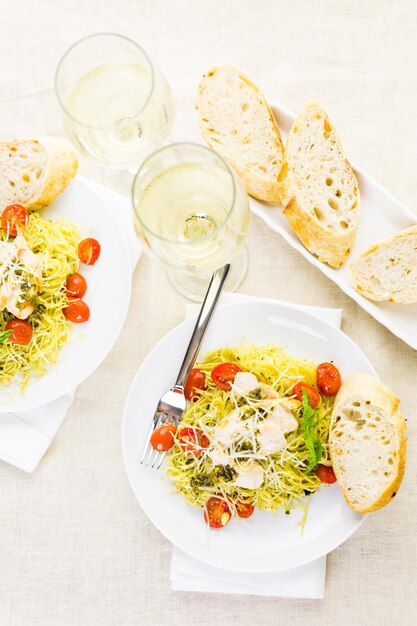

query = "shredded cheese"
[0, 212, 81, 388]
[167, 343, 334, 516]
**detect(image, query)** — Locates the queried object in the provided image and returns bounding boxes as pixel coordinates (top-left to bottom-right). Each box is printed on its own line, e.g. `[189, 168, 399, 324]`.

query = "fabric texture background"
[0, 1, 416, 624]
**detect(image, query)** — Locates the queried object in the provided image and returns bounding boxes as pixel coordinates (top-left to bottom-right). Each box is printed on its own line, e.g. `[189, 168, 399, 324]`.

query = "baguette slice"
[196, 65, 284, 204]
[350, 225, 417, 303]
[329, 372, 407, 513]
[279, 101, 360, 267]
[0, 137, 78, 209]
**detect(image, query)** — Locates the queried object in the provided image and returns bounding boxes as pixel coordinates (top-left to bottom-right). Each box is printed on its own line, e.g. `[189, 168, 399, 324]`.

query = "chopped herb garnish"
[0, 330, 13, 344]
[257, 407, 268, 420]
[235, 441, 253, 453]
[214, 465, 237, 482]
[191, 465, 237, 491]
[190, 474, 214, 490]
[248, 388, 262, 400]
[243, 408, 256, 419]
[301, 389, 322, 471]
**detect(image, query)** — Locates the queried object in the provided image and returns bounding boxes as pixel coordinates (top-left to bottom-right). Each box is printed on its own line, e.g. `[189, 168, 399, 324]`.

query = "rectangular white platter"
[249, 102, 417, 350]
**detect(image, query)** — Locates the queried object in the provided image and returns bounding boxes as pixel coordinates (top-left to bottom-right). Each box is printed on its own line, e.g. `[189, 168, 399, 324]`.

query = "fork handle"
[175, 264, 231, 388]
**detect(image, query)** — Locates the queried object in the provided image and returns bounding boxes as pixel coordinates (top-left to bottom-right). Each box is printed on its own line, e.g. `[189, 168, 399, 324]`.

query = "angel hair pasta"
[167, 343, 335, 517]
[0, 211, 81, 388]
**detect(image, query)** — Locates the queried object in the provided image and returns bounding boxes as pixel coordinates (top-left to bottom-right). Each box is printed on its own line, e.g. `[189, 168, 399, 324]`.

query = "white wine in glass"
[132, 143, 250, 300]
[55, 33, 174, 170]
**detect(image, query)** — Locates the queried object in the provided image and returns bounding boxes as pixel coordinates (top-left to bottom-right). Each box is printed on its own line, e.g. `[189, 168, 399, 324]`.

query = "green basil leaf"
[301, 388, 323, 471]
[0, 330, 13, 344]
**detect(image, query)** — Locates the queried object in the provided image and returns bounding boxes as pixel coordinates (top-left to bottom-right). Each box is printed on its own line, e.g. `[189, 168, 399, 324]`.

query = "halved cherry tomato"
[78, 238, 101, 265]
[178, 427, 209, 456]
[63, 299, 90, 323]
[66, 272, 87, 298]
[316, 464, 337, 484]
[236, 501, 255, 519]
[316, 362, 342, 396]
[211, 362, 243, 391]
[293, 381, 321, 408]
[5, 319, 33, 345]
[184, 368, 206, 401]
[204, 496, 232, 529]
[150, 423, 177, 452]
[1, 204, 29, 237]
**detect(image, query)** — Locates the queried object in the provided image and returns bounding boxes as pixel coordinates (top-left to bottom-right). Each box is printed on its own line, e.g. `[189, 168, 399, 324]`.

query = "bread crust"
[366, 408, 407, 512]
[29, 137, 78, 208]
[279, 101, 360, 268]
[227, 155, 282, 205]
[0, 137, 78, 210]
[283, 195, 357, 267]
[329, 373, 407, 513]
[350, 224, 417, 303]
[196, 65, 284, 204]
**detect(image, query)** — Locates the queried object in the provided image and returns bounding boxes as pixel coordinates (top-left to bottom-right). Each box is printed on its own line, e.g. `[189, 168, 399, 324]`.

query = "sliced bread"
[196, 65, 284, 204]
[0, 137, 78, 210]
[279, 101, 360, 267]
[329, 372, 407, 513]
[350, 225, 417, 303]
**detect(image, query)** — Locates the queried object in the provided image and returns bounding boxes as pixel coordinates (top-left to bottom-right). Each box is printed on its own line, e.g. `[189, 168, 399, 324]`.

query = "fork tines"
[140, 388, 186, 470]
[140, 411, 169, 469]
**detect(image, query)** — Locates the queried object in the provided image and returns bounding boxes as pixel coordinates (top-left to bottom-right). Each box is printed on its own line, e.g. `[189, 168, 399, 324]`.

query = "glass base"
[166, 244, 249, 302]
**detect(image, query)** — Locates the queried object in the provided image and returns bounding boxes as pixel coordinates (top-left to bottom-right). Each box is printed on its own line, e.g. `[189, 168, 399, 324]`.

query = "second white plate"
[250, 102, 417, 350]
[123, 300, 375, 572]
[0, 177, 132, 412]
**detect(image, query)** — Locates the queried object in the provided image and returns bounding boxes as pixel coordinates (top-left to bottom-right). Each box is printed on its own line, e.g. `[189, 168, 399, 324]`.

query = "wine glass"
[55, 33, 174, 174]
[132, 143, 250, 300]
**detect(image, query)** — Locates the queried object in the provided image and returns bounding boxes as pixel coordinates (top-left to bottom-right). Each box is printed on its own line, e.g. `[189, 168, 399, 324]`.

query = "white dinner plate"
[250, 102, 417, 350]
[122, 300, 375, 572]
[0, 177, 131, 412]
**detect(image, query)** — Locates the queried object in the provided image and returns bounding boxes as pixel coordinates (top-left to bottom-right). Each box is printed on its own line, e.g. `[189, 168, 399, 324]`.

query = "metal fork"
[140, 263, 231, 469]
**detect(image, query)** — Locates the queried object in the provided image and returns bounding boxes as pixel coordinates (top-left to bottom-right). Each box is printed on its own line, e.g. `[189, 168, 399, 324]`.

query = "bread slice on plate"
[0, 137, 78, 209]
[329, 372, 407, 513]
[279, 101, 360, 268]
[196, 64, 284, 204]
[350, 225, 417, 303]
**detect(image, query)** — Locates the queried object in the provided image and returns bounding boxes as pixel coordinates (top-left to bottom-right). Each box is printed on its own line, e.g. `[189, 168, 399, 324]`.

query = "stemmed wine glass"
[55, 33, 174, 172]
[56, 35, 250, 300]
[132, 143, 250, 300]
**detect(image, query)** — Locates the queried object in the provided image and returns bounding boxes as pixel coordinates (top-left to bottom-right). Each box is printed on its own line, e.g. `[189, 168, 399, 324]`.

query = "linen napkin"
[0, 178, 141, 473]
[170, 292, 342, 598]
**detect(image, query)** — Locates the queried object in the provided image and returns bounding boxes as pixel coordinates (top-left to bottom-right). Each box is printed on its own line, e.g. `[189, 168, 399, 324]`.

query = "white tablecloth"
[0, 1, 416, 624]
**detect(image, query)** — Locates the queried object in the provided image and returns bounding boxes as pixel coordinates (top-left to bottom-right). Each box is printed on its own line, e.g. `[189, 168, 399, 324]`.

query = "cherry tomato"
[178, 427, 209, 456]
[204, 496, 232, 529]
[236, 501, 255, 519]
[150, 423, 177, 452]
[66, 272, 87, 298]
[293, 381, 321, 408]
[211, 362, 243, 391]
[78, 238, 101, 265]
[5, 319, 33, 345]
[316, 464, 337, 484]
[184, 368, 206, 401]
[63, 299, 90, 323]
[316, 362, 342, 396]
[1, 204, 29, 237]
